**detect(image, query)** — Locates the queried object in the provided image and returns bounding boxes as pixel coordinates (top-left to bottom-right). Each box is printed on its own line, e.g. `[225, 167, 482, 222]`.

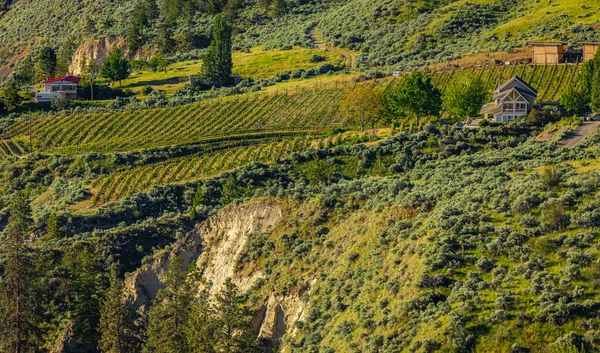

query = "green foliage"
[384, 72, 441, 125]
[202, 14, 233, 85]
[442, 73, 487, 121]
[0, 192, 42, 352]
[143, 256, 195, 353]
[35, 45, 57, 81]
[63, 247, 103, 348]
[101, 48, 131, 85]
[98, 265, 143, 353]
[561, 85, 589, 116]
[2, 80, 22, 111]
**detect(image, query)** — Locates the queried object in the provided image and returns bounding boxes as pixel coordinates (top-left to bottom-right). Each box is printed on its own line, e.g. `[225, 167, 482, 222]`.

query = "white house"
[36, 74, 81, 102]
[480, 76, 537, 123]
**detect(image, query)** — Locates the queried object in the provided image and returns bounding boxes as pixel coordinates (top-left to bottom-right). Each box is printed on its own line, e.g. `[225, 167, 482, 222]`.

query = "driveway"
[558, 121, 600, 148]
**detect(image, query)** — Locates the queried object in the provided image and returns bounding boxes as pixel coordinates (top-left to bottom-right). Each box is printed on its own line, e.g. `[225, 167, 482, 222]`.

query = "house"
[529, 42, 566, 64]
[581, 42, 600, 62]
[480, 76, 538, 123]
[36, 74, 81, 102]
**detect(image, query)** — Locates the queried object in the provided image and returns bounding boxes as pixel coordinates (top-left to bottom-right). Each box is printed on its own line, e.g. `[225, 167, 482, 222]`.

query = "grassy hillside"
[2, 0, 600, 79]
[4, 117, 600, 351]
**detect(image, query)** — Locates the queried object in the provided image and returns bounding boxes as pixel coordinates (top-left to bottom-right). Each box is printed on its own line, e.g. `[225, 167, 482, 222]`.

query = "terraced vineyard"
[0, 138, 29, 158]
[88, 137, 313, 206]
[428, 63, 580, 102]
[6, 87, 352, 154]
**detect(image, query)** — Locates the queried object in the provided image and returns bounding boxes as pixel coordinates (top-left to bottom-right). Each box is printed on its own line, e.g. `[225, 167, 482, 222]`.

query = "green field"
[118, 47, 345, 95]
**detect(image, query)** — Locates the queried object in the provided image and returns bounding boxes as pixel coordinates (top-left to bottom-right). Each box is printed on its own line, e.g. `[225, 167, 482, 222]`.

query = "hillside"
[3, 118, 600, 351]
[4, 0, 600, 352]
[2, 0, 600, 78]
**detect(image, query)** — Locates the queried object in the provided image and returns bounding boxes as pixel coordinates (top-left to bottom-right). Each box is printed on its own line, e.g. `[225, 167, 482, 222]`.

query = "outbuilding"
[529, 42, 566, 64]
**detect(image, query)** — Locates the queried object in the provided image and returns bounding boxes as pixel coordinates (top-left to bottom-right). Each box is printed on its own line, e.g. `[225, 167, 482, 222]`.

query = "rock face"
[124, 200, 282, 312]
[69, 36, 146, 76]
[123, 200, 310, 346]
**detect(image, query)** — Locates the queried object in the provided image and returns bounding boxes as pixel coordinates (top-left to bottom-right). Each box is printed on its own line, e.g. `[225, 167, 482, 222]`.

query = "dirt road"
[558, 121, 600, 148]
[309, 25, 357, 71]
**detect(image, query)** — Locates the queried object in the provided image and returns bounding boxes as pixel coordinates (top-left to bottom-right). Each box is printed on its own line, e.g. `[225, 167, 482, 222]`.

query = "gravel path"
[558, 121, 600, 148]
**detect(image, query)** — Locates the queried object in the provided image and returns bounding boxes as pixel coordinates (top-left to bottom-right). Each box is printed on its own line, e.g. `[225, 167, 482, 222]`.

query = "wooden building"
[581, 42, 600, 62]
[480, 76, 537, 123]
[529, 42, 565, 64]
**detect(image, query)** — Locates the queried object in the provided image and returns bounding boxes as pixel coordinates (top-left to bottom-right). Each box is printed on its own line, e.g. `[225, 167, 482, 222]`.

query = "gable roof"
[494, 76, 537, 97]
[43, 75, 81, 84]
[497, 88, 534, 108]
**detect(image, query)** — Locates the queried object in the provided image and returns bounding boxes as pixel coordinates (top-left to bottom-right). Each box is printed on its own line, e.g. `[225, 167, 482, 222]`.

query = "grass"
[117, 46, 345, 95]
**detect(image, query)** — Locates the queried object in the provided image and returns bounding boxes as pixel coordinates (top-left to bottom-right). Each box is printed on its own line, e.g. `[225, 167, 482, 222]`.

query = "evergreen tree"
[98, 265, 142, 353]
[100, 48, 131, 85]
[56, 39, 77, 76]
[0, 191, 41, 353]
[186, 290, 217, 353]
[64, 248, 103, 348]
[12, 55, 35, 85]
[35, 45, 57, 81]
[202, 14, 233, 85]
[143, 256, 195, 353]
[213, 279, 261, 353]
[3, 80, 22, 111]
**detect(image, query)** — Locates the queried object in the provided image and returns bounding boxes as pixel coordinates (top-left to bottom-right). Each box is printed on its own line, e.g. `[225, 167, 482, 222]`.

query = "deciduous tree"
[442, 73, 487, 121]
[384, 72, 441, 127]
[339, 85, 384, 130]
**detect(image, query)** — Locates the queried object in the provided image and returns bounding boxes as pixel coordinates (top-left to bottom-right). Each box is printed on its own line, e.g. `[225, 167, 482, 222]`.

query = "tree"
[143, 256, 195, 353]
[213, 279, 262, 353]
[148, 56, 169, 73]
[63, 248, 103, 348]
[56, 39, 77, 76]
[442, 73, 487, 121]
[339, 85, 384, 130]
[202, 14, 233, 85]
[592, 62, 600, 113]
[51, 91, 69, 110]
[100, 48, 131, 86]
[35, 45, 57, 81]
[541, 200, 570, 231]
[561, 85, 589, 116]
[384, 72, 442, 127]
[0, 191, 41, 353]
[185, 290, 217, 353]
[98, 265, 142, 353]
[12, 55, 35, 85]
[3, 80, 22, 111]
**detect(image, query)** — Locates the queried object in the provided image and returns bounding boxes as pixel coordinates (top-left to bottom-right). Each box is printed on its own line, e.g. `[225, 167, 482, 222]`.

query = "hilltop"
[2, 0, 600, 79]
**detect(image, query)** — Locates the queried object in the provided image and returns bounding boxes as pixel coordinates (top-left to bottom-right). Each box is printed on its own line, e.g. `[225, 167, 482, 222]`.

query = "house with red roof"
[36, 73, 81, 102]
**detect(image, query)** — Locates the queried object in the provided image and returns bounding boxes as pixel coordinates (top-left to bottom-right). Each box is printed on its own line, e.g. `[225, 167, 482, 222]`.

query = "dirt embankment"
[123, 200, 308, 343]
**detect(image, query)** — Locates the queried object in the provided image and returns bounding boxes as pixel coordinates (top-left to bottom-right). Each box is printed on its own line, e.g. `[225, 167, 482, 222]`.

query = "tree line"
[340, 71, 487, 131]
[0, 193, 265, 353]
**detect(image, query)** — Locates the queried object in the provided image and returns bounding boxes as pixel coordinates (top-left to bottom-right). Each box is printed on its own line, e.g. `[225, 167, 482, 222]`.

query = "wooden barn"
[529, 42, 565, 64]
[581, 42, 600, 62]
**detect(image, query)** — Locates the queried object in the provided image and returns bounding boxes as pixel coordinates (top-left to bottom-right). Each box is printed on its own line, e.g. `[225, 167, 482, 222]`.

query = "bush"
[141, 85, 154, 95]
[309, 54, 326, 63]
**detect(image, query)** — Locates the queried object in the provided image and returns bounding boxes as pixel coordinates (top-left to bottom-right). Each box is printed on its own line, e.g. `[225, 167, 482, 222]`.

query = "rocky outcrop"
[69, 36, 148, 76]
[123, 200, 311, 346]
[197, 201, 282, 295]
[124, 201, 282, 314]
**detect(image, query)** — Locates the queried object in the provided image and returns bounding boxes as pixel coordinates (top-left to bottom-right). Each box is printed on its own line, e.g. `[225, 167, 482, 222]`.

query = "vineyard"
[87, 136, 314, 206]
[6, 86, 353, 155]
[0, 138, 29, 158]
[428, 63, 580, 102]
